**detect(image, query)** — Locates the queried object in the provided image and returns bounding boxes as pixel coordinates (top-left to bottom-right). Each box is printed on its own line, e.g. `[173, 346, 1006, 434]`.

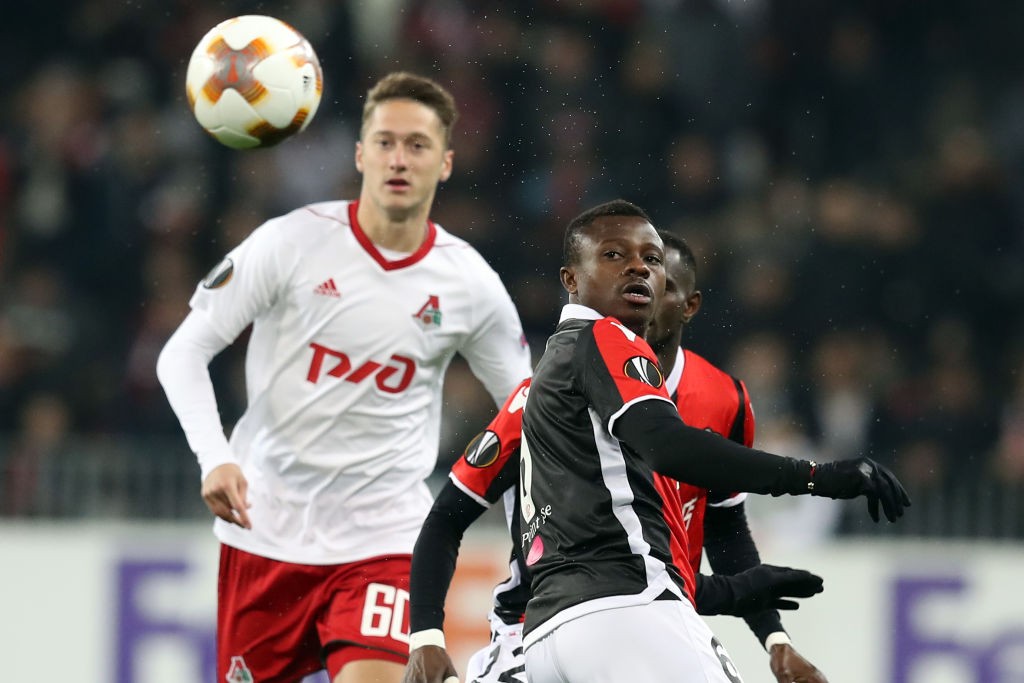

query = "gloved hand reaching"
[807, 457, 911, 522]
[696, 564, 824, 617]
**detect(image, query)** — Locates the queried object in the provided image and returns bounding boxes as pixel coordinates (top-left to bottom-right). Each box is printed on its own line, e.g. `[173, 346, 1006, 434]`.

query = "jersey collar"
[558, 303, 603, 323]
[664, 346, 685, 397]
[560, 305, 684, 394]
[347, 200, 437, 271]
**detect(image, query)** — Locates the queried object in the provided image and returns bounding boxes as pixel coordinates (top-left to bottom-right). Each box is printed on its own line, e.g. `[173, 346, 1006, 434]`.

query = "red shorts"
[217, 545, 411, 683]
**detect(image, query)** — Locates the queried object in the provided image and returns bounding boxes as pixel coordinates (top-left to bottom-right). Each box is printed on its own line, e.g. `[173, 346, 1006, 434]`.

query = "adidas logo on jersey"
[314, 278, 341, 298]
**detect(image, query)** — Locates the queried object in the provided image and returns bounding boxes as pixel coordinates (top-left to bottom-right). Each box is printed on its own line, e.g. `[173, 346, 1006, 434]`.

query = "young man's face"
[355, 98, 453, 222]
[646, 247, 700, 354]
[561, 215, 666, 334]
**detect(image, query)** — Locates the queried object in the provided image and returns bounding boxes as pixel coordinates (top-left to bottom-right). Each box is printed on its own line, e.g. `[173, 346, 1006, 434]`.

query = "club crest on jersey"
[624, 356, 664, 388]
[202, 258, 234, 289]
[225, 655, 254, 682]
[464, 430, 501, 468]
[413, 295, 442, 329]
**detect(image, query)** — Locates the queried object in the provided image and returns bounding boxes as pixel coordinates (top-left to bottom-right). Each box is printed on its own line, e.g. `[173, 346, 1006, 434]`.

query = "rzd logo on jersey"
[306, 343, 416, 394]
[623, 356, 663, 388]
[413, 295, 442, 329]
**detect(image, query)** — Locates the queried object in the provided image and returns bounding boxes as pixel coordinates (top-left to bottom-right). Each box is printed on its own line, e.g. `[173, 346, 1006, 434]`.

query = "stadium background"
[1, 1, 1022, 682]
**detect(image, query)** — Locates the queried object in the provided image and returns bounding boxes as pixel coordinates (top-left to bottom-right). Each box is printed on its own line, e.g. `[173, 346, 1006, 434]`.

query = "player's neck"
[356, 200, 430, 253]
[653, 332, 683, 376]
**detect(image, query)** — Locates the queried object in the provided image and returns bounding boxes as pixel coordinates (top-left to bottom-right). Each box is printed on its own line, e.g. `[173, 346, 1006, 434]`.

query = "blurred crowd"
[1, 0, 1022, 538]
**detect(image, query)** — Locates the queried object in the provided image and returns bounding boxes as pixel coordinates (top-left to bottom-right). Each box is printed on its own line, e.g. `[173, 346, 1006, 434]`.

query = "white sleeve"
[188, 220, 291, 341]
[158, 221, 294, 481]
[155, 310, 236, 481]
[459, 267, 533, 407]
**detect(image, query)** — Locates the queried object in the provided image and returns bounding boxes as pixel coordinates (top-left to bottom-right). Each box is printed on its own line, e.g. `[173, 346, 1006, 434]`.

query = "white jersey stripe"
[590, 407, 685, 600]
[449, 472, 492, 509]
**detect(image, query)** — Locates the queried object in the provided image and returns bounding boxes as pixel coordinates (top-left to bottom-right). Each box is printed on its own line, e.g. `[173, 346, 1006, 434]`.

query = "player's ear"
[354, 141, 364, 173]
[682, 290, 702, 324]
[560, 265, 578, 295]
[439, 149, 454, 182]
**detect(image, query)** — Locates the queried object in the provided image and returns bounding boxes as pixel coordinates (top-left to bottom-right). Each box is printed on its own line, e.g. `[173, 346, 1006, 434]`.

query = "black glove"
[808, 457, 912, 522]
[695, 564, 824, 617]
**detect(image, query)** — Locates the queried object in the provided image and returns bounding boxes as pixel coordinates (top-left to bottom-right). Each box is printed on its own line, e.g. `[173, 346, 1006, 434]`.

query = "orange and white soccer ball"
[185, 15, 323, 149]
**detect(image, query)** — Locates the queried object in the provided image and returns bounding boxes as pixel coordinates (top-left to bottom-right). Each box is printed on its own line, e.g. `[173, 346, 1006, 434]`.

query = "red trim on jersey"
[347, 200, 437, 270]
[451, 379, 529, 498]
[653, 472, 698, 607]
[587, 320, 696, 603]
[591, 317, 671, 406]
[673, 349, 756, 575]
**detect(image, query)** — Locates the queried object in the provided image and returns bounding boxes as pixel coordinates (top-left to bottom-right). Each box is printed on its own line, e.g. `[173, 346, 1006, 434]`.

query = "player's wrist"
[776, 458, 816, 496]
[765, 631, 792, 650]
[409, 628, 447, 652]
[198, 445, 237, 482]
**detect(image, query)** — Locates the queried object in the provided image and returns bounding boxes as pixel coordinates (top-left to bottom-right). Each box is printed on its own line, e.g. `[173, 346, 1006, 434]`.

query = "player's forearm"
[409, 483, 487, 633]
[617, 401, 813, 496]
[704, 503, 761, 573]
[704, 504, 786, 644]
[155, 313, 234, 479]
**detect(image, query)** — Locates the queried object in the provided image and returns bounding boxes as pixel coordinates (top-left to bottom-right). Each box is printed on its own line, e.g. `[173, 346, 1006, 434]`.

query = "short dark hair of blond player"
[361, 72, 459, 147]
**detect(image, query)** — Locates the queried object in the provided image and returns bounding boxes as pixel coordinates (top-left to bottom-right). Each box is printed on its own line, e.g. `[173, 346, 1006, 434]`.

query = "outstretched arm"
[616, 400, 910, 522]
[404, 482, 488, 683]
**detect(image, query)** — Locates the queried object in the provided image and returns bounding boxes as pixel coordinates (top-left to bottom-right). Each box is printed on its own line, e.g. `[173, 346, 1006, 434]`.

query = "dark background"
[1, 0, 1022, 538]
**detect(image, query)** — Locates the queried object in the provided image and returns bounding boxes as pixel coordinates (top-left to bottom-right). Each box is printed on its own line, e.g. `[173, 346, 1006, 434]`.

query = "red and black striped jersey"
[667, 347, 755, 575]
[449, 379, 531, 624]
[519, 305, 689, 646]
[448, 341, 754, 631]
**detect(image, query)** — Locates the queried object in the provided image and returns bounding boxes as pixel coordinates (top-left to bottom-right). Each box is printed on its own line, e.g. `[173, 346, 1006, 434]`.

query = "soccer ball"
[185, 15, 323, 149]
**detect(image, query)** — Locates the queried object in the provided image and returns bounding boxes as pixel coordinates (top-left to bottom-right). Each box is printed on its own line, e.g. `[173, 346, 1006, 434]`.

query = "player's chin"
[380, 190, 414, 206]
[381, 195, 421, 220]
[613, 303, 653, 333]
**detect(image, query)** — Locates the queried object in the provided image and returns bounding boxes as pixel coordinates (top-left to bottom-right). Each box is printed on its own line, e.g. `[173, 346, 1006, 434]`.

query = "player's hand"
[402, 645, 459, 683]
[769, 643, 828, 683]
[729, 565, 824, 616]
[201, 463, 252, 529]
[697, 565, 824, 616]
[809, 457, 911, 522]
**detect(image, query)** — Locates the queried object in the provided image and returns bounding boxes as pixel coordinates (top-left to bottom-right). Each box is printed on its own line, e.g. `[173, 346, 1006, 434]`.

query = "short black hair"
[657, 230, 698, 278]
[562, 199, 653, 266]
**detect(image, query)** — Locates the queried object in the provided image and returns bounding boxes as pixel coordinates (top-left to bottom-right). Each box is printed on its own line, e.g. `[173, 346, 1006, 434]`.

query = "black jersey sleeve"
[408, 482, 488, 632]
[615, 398, 813, 495]
[704, 502, 786, 646]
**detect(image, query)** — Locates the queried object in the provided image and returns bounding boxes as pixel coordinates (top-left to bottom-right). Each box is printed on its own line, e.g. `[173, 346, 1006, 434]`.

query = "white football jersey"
[188, 200, 532, 564]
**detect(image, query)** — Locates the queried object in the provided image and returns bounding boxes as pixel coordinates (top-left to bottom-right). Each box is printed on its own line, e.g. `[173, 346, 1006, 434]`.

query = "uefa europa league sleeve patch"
[202, 258, 234, 289]
[463, 430, 501, 468]
[623, 356, 664, 388]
